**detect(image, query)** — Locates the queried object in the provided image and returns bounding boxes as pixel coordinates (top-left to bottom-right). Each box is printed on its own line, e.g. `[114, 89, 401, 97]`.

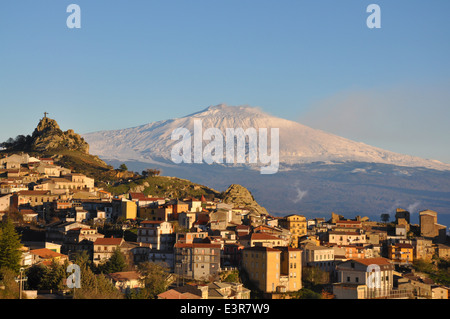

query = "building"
[403, 273, 436, 298]
[413, 237, 434, 260]
[223, 243, 244, 267]
[140, 205, 173, 221]
[278, 214, 307, 248]
[176, 231, 209, 245]
[62, 227, 105, 258]
[436, 244, 450, 259]
[158, 281, 250, 299]
[239, 232, 289, 248]
[174, 243, 221, 281]
[241, 246, 302, 294]
[335, 220, 363, 230]
[333, 257, 410, 299]
[178, 211, 197, 230]
[137, 220, 175, 250]
[431, 286, 449, 299]
[11, 190, 60, 209]
[0, 194, 12, 212]
[419, 210, 447, 243]
[395, 208, 410, 224]
[45, 221, 89, 243]
[35, 163, 71, 177]
[302, 244, 335, 272]
[34, 173, 95, 194]
[0, 180, 29, 195]
[93, 237, 124, 265]
[166, 199, 189, 220]
[19, 208, 39, 223]
[107, 271, 144, 293]
[29, 248, 69, 266]
[388, 243, 414, 264]
[121, 199, 137, 220]
[328, 230, 366, 246]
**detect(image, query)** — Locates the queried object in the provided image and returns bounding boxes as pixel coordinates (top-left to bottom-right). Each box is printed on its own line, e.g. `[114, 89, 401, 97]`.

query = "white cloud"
[298, 83, 450, 163]
[292, 184, 308, 203]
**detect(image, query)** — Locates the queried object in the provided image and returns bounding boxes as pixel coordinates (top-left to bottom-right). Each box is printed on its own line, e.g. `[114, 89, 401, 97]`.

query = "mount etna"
[83, 104, 450, 227]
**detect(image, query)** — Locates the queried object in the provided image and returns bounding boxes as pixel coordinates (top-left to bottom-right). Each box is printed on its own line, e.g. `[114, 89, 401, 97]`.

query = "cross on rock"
[44, 112, 48, 118]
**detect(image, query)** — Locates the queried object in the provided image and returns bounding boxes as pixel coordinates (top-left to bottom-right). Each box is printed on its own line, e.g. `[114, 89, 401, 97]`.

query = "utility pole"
[16, 267, 27, 299]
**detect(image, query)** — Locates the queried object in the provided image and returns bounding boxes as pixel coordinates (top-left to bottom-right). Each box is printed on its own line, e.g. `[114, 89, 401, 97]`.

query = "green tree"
[291, 288, 322, 299]
[0, 218, 23, 274]
[380, 213, 390, 223]
[221, 270, 241, 283]
[136, 261, 171, 299]
[303, 266, 330, 286]
[26, 261, 67, 291]
[99, 249, 128, 274]
[45, 260, 67, 290]
[0, 267, 20, 299]
[72, 262, 123, 299]
[118, 164, 128, 172]
[26, 264, 47, 290]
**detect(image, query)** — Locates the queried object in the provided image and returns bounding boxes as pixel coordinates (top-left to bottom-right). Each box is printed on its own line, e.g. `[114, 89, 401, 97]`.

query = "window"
[347, 276, 350, 282]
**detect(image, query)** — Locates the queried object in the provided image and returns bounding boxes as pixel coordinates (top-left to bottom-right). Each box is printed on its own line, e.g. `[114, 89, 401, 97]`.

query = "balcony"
[363, 288, 413, 299]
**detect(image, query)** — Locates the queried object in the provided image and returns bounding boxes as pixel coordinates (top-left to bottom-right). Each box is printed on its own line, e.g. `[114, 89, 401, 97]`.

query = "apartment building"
[174, 243, 221, 281]
[242, 246, 302, 293]
[302, 244, 335, 272]
[278, 214, 307, 248]
[333, 257, 404, 299]
[137, 220, 175, 250]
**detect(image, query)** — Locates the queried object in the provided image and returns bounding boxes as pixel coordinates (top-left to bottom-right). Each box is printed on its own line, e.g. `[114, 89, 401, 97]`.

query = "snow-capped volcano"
[83, 104, 450, 171]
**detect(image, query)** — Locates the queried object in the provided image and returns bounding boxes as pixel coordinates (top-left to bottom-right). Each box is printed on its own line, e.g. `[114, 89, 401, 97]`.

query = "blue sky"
[1, 1, 449, 162]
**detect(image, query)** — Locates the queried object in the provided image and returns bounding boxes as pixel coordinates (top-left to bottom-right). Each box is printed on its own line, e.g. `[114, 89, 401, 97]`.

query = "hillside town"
[0, 152, 449, 300]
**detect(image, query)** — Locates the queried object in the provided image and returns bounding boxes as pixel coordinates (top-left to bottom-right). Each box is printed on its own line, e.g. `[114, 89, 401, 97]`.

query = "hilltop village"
[0, 151, 449, 300]
[0, 116, 449, 300]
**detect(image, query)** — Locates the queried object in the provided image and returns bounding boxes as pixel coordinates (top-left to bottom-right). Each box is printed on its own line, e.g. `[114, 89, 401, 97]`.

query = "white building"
[302, 244, 335, 272]
[332, 257, 409, 299]
[137, 221, 175, 250]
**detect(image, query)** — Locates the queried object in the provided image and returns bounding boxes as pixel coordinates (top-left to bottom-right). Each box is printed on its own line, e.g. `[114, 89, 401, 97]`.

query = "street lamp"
[16, 267, 27, 299]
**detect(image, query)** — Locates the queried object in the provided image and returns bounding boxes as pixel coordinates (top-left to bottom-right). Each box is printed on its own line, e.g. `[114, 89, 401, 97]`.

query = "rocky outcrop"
[31, 117, 89, 153]
[222, 184, 268, 216]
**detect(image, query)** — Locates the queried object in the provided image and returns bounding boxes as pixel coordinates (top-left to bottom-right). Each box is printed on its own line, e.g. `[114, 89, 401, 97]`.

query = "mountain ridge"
[83, 104, 450, 171]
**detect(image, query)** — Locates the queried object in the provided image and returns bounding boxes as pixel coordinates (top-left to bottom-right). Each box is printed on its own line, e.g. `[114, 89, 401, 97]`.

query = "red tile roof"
[108, 271, 141, 282]
[158, 289, 202, 299]
[30, 248, 66, 259]
[94, 237, 123, 246]
[351, 257, 392, 266]
[251, 233, 281, 240]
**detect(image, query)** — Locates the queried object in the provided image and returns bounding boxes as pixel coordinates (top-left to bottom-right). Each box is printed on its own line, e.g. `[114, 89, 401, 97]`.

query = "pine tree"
[101, 249, 127, 274]
[0, 218, 23, 274]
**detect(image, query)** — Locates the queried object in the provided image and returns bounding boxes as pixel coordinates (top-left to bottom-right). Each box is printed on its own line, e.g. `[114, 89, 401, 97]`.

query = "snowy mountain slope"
[83, 104, 450, 171]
